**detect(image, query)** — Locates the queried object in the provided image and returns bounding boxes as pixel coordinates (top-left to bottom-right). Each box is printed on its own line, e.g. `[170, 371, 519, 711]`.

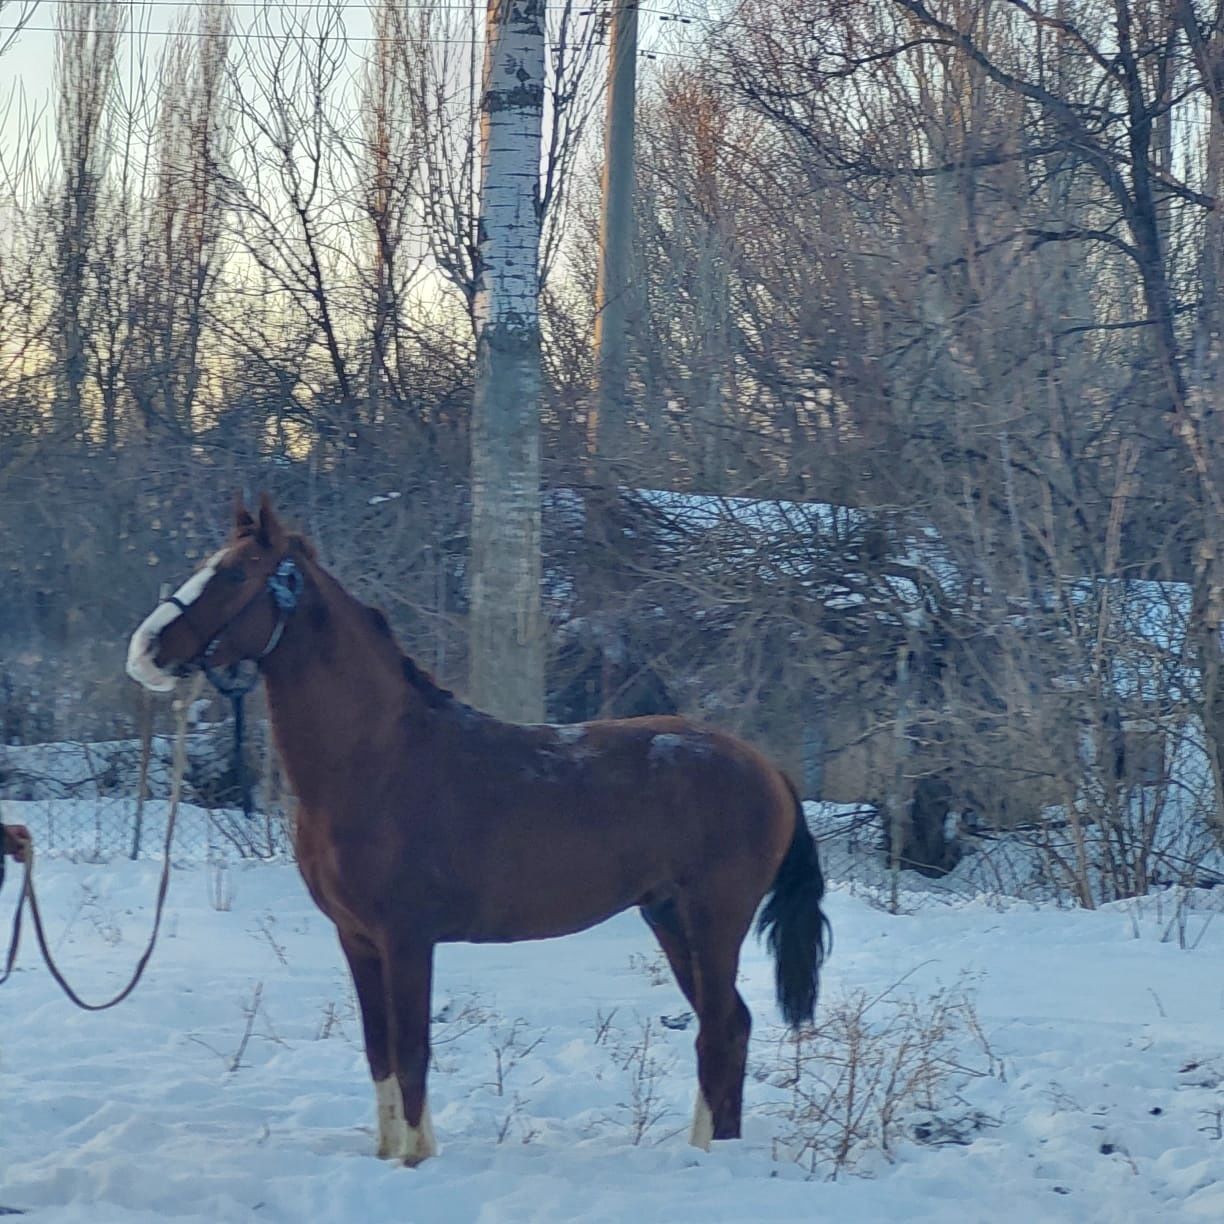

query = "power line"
[2, 23, 476, 41]
[48, 0, 491, 10]
[0, 0, 716, 77]
[38, 0, 715, 19]
[3, 0, 718, 66]
[0, 21, 709, 58]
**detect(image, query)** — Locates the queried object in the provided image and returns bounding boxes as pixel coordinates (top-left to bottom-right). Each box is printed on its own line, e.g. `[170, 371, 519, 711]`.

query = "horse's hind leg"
[641, 896, 697, 1004]
[686, 903, 755, 1148]
[643, 896, 752, 1148]
[338, 930, 402, 1160]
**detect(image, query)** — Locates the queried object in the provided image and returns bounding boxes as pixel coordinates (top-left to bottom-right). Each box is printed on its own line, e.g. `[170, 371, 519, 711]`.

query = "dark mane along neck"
[270, 549, 478, 723]
[260, 543, 485, 815]
[360, 602, 463, 713]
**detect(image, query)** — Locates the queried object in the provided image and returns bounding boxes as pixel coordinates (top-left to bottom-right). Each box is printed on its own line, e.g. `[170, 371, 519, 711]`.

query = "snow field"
[2, 802, 1223, 1222]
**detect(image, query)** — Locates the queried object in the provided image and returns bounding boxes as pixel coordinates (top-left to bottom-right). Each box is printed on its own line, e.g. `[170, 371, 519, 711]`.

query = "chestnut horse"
[127, 497, 829, 1164]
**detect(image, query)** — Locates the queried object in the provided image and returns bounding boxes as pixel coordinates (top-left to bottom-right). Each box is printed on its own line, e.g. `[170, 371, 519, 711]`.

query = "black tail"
[756, 780, 831, 1029]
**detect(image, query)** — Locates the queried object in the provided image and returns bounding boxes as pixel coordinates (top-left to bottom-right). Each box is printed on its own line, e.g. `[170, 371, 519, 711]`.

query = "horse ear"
[234, 493, 255, 534]
[256, 492, 287, 551]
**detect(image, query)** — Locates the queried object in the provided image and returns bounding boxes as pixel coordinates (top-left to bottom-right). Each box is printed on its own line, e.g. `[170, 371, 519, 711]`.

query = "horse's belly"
[458, 859, 653, 943]
[462, 902, 628, 944]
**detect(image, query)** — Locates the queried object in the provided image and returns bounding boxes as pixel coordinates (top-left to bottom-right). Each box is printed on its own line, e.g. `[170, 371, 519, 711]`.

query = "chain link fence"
[0, 724, 293, 861]
[8, 729, 1224, 907]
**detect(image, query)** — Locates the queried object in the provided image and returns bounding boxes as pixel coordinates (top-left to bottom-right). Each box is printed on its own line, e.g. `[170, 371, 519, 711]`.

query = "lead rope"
[203, 664, 259, 821]
[233, 691, 249, 820]
[0, 673, 201, 1007]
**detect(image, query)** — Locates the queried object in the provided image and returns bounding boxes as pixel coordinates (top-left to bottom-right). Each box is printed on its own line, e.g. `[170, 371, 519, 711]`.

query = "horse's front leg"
[338, 930, 403, 1160]
[384, 936, 438, 1166]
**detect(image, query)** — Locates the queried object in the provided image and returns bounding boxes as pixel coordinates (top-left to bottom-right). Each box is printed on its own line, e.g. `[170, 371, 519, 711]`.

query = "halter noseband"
[164, 555, 304, 697]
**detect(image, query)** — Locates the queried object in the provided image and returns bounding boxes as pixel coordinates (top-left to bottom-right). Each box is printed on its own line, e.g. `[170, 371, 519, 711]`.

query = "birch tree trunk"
[468, 0, 546, 721]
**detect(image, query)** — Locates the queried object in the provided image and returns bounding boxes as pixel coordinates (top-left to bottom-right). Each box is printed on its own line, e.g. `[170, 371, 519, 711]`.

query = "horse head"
[126, 494, 303, 692]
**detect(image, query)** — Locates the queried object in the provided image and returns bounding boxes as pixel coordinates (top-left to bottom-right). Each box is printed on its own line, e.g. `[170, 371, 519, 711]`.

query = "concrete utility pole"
[590, 0, 639, 465]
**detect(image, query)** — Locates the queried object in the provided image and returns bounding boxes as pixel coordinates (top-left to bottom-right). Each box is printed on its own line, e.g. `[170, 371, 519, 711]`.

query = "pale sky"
[0, 0, 711, 180]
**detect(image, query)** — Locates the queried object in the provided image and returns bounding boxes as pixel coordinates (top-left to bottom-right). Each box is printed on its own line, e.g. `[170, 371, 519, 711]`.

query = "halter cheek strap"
[198, 556, 304, 823]
[256, 557, 305, 660]
[201, 556, 304, 686]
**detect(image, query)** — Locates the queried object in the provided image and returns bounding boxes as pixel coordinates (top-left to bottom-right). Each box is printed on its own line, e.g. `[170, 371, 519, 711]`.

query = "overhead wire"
[1, 0, 718, 49]
[1, 18, 710, 62]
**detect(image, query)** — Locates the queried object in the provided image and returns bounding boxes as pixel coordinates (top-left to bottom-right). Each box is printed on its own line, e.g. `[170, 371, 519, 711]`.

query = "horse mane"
[401, 656, 457, 711]
[236, 518, 456, 712]
[363, 603, 457, 711]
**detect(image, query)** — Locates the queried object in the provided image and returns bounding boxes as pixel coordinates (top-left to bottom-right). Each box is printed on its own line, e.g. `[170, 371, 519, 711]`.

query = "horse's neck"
[261, 576, 415, 810]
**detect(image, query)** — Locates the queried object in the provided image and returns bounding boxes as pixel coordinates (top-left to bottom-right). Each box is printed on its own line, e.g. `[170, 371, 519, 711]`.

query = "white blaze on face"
[125, 550, 228, 693]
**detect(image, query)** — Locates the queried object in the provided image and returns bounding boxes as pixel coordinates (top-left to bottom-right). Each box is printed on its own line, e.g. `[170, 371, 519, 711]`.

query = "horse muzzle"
[126, 608, 185, 693]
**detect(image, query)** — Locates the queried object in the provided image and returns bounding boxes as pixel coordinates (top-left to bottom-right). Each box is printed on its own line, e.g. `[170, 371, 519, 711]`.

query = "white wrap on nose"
[126, 550, 227, 692]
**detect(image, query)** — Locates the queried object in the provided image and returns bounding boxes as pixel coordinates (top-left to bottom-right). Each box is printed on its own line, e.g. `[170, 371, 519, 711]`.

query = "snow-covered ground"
[3, 800, 1223, 1223]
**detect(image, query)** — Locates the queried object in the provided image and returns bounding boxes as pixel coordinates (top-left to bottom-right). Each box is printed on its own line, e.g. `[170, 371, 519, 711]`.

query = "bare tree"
[52, 0, 124, 441]
[124, 11, 230, 438]
[391, 0, 601, 317]
[222, 4, 363, 449]
[0, 0, 39, 58]
[362, 0, 422, 431]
